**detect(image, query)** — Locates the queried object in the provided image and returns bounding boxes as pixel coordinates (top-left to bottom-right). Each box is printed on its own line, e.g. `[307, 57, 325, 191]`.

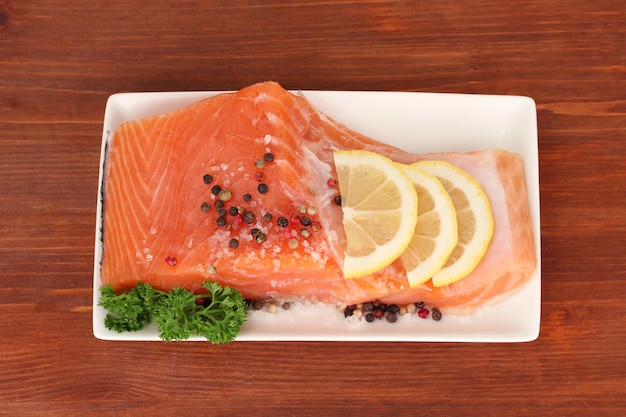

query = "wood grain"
[1, 0, 625, 415]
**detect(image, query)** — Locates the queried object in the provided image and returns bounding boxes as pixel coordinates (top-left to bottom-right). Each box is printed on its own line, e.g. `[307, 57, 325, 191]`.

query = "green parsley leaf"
[97, 281, 248, 343]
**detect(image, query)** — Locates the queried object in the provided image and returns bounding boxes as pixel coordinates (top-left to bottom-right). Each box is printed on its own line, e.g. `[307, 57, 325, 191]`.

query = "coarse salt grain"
[263, 134, 272, 145]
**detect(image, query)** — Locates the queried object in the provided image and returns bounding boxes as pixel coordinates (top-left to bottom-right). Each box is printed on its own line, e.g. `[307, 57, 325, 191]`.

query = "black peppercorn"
[229, 238, 239, 249]
[203, 174, 213, 184]
[386, 312, 398, 323]
[333, 195, 342, 205]
[263, 212, 273, 222]
[277, 216, 289, 227]
[300, 216, 311, 226]
[211, 185, 221, 195]
[229, 206, 239, 216]
[216, 216, 226, 227]
[258, 183, 269, 194]
[243, 193, 252, 202]
[432, 308, 442, 321]
[200, 202, 211, 212]
[263, 152, 275, 162]
[243, 211, 255, 224]
[365, 312, 375, 323]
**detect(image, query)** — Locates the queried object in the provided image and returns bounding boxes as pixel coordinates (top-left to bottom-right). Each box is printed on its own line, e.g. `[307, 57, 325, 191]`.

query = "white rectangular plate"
[93, 89, 541, 342]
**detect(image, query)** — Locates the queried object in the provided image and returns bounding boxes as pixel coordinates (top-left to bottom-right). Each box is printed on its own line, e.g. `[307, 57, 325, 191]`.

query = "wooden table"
[2, 1, 625, 415]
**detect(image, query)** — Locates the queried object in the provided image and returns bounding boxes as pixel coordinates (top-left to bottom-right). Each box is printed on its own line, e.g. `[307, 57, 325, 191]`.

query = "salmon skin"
[100, 82, 536, 309]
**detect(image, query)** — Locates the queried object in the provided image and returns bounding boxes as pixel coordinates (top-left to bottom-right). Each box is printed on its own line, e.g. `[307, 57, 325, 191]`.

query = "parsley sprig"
[98, 281, 248, 343]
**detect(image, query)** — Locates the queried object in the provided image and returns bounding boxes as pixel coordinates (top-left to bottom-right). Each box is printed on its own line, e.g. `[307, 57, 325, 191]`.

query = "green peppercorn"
[218, 188, 232, 201]
[254, 231, 267, 243]
[255, 159, 266, 168]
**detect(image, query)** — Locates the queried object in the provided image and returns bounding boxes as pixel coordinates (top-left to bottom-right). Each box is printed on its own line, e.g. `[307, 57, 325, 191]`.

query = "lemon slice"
[398, 164, 458, 287]
[414, 160, 494, 287]
[333, 150, 418, 279]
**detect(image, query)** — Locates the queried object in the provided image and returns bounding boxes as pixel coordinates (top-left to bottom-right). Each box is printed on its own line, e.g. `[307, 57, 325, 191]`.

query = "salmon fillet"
[100, 81, 536, 309]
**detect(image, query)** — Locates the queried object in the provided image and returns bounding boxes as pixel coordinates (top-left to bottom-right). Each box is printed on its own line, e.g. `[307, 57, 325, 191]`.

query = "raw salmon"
[100, 82, 536, 309]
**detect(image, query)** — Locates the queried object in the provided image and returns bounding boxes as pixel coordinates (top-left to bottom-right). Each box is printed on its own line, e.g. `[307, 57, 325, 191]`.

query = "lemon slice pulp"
[333, 150, 418, 279]
[398, 164, 458, 287]
[414, 160, 494, 287]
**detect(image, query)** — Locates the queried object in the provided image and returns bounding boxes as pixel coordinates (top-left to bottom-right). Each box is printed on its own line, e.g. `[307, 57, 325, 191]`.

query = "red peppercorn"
[374, 309, 384, 319]
[164, 256, 177, 266]
[254, 172, 265, 182]
[290, 214, 300, 224]
[417, 307, 430, 319]
[327, 178, 338, 187]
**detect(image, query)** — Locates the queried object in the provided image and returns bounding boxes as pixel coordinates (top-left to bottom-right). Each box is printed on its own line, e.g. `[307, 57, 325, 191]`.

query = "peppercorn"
[300, 228, 311, 238]
[218, 189, 232, 201]
[252, 300, 264, 310]
[211, 185, 221, 195]
[263, 152, 274, 162]
[214, 200, 224, 209]
[164, 256, 177, 266]
[288, 238, 299, 249]
[282, 302, 290, 310]
[251, 228, 261, 236]
[254, 232, 267, 243]
[374, 309, 384, 319]
[415, 301, 425, 308]
[229, 206, 239, 216]
[387, 304, 400, 314]
[255, 159, 266, 168]
[203, 174, 213, 184]
[327, 178, 338, 187]
[243, 193, 252, 202]
[365, 312, 375, 322]
[432, 308, 442, 321]
[311, 222, 321, 232]
[344, 306, 355, 317]
[229, 238, 239, 249]
[243, 211, 255, 224]
[277, 216, 289, 227]
[216, 216, 226, 227]
[417, 307, 430, 319]
[216, 207, 227, 217]
[300, 216, 311, 226]
[333, 195, 342, 206]
[386, 312, 398, 323]
[263, 212, 273, 223]
[363, 302, 374, 311]
[200, 202, 211, 212]
[254, 171, 265, 182]
[258, 183, 269, 194]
